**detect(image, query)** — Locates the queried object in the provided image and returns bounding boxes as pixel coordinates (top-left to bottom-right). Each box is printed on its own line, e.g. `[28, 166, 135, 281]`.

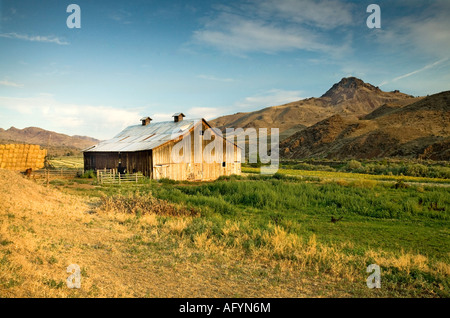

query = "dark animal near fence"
[331, 216, 343, 223]
[25, 168, 32, 178]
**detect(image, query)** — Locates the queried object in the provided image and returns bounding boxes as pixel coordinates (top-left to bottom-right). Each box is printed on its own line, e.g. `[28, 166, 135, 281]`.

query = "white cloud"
[0, 32, 69, 45]
[186, 107, 226, 120]
[193, 12, 337, 56]
[197, 74, 235, 82]
[0, 80, 23, 88]
[150, 112, 175, 123]
[234, 89, 304, 109]
[379, 58, 449, 87]
[0, 95, 140, 139]
[372, 2, 450, 59]
[191, 0, 353, 56]
[257, 0, 353, 29]
[109, 9, 132, 24]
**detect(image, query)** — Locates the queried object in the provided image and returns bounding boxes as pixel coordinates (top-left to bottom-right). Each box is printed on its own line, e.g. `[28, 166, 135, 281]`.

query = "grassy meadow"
[1, 158, 449, 297]
[47, 156, 84, 169]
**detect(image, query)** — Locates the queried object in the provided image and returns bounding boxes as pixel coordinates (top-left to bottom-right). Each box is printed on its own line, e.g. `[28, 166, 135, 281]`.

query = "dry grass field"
[1, 168, 448, 298]
[0, 169, 348, 297]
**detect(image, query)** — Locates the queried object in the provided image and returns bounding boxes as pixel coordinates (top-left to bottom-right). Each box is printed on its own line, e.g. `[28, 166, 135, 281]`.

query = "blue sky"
[0, 0, 449, 140]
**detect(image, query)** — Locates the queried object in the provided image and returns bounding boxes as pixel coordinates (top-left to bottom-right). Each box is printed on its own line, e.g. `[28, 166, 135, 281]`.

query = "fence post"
[118, 172, 121, 185]
[135, 173, 138, 183]
[46, 169, 49, 186]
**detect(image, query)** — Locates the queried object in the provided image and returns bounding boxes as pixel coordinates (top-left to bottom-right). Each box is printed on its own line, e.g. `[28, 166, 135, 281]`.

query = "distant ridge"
[0, 126, 99, 156]
[210, 77, 415, 140]
[281, 91, 450, 160]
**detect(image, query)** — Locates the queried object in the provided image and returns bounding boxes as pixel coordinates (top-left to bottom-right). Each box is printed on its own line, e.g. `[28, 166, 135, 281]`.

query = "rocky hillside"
[0, 127, 99, 156]
[211, 77, 415, 140]
[281, 91, 450, 160]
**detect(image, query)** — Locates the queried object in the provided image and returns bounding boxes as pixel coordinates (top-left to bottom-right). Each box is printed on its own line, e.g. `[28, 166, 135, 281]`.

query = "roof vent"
[140, 117, 152, 126]
[172, 113, 185, 122]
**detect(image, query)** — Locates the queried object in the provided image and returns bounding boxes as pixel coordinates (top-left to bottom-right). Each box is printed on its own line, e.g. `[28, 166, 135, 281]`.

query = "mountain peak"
[321, 77, 380, 99]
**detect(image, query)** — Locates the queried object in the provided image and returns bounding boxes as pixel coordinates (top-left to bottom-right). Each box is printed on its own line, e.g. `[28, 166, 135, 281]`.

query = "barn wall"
[84, 120, 241, 181]
[83, 151, 153, 177]
[84, 152, 119, 172]
[152, 121, 241, 181]
[121, 151, 152, 177]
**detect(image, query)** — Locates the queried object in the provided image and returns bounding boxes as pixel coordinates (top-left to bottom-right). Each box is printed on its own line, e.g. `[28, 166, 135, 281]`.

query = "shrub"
[346, 160, 363, 171]
[393, 180, 409, 189]
[406, 164, 429, 177]
[97, 192, 199, 217]
[218, 174, 243, 181]
[79, 170, 96, 178]
[158, 178, 179, 184]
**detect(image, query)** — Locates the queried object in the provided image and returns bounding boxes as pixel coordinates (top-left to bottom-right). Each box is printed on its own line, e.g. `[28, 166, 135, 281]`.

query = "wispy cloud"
[373, 2, 450, 59]
[0, 32, 69, 45]
[0, 80, 23, 88]
[187, 107, 225, 120]
[257, 0, 353, 29]
[197, 74, 235, 82]
[191, 0, 352, 56]
[109, 9, 132, 24]
[379, 58, 449, 86]
[0, 95, 139, 139]
[234, 89, 303, 109]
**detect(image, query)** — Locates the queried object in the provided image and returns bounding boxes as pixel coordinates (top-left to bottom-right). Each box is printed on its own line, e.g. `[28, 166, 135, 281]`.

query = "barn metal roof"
[83, 118, 203, 153]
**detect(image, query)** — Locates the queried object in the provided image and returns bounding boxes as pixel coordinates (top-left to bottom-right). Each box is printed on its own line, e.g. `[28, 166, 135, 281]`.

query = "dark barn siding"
[122, 151, 153, 177]
[83, 151, 153, 177]
[84, 152, 119, 172]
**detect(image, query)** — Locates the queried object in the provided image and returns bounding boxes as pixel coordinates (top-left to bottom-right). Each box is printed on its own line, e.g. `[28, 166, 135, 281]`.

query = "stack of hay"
[0, 144, 47, 171]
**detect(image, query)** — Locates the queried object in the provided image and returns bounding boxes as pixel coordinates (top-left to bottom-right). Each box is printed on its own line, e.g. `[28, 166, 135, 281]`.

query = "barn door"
[154, 165, 168, 180]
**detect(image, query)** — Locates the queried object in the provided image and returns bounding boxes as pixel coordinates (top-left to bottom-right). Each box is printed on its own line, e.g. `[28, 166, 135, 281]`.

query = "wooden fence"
[32, 168, 82, 180]
[27, 168, 145, 185]
[97, 169, 145, 184]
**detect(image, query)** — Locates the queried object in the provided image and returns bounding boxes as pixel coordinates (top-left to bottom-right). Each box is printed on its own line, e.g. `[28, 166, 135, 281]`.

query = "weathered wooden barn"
[83, 114, 241, 181]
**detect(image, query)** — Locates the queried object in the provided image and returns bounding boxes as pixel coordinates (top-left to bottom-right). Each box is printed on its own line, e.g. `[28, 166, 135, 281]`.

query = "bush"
[218, 174, 243, 181]
[406, 164, 429, 177]
[393, 180, 409, 189]
[158, 178, 179, 184]
[346, 160, 363, 171]
[79, 170, 96, 178]
[97, 192, 199, 217]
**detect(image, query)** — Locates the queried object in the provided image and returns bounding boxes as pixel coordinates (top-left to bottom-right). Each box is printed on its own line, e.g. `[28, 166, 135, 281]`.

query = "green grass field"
[48, 157, 84, 169]
[243, 166, 450, 184]
[58, 171, 450, 297]
[34, 156, 450, 297]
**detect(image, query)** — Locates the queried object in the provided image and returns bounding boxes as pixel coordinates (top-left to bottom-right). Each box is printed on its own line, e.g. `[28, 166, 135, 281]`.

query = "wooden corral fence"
[97, 169, 145, 184]
[31, 168, 82, 180]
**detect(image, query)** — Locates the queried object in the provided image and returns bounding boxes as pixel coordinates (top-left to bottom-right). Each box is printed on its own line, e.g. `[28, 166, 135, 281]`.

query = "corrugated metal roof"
[84, 119, 202, 153]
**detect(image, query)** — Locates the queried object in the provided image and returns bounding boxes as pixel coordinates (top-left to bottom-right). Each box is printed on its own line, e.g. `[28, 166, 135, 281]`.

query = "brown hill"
[0, 126, 99, 156]
[281, 91, 450, 160]
[211, 77, 415, 139]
